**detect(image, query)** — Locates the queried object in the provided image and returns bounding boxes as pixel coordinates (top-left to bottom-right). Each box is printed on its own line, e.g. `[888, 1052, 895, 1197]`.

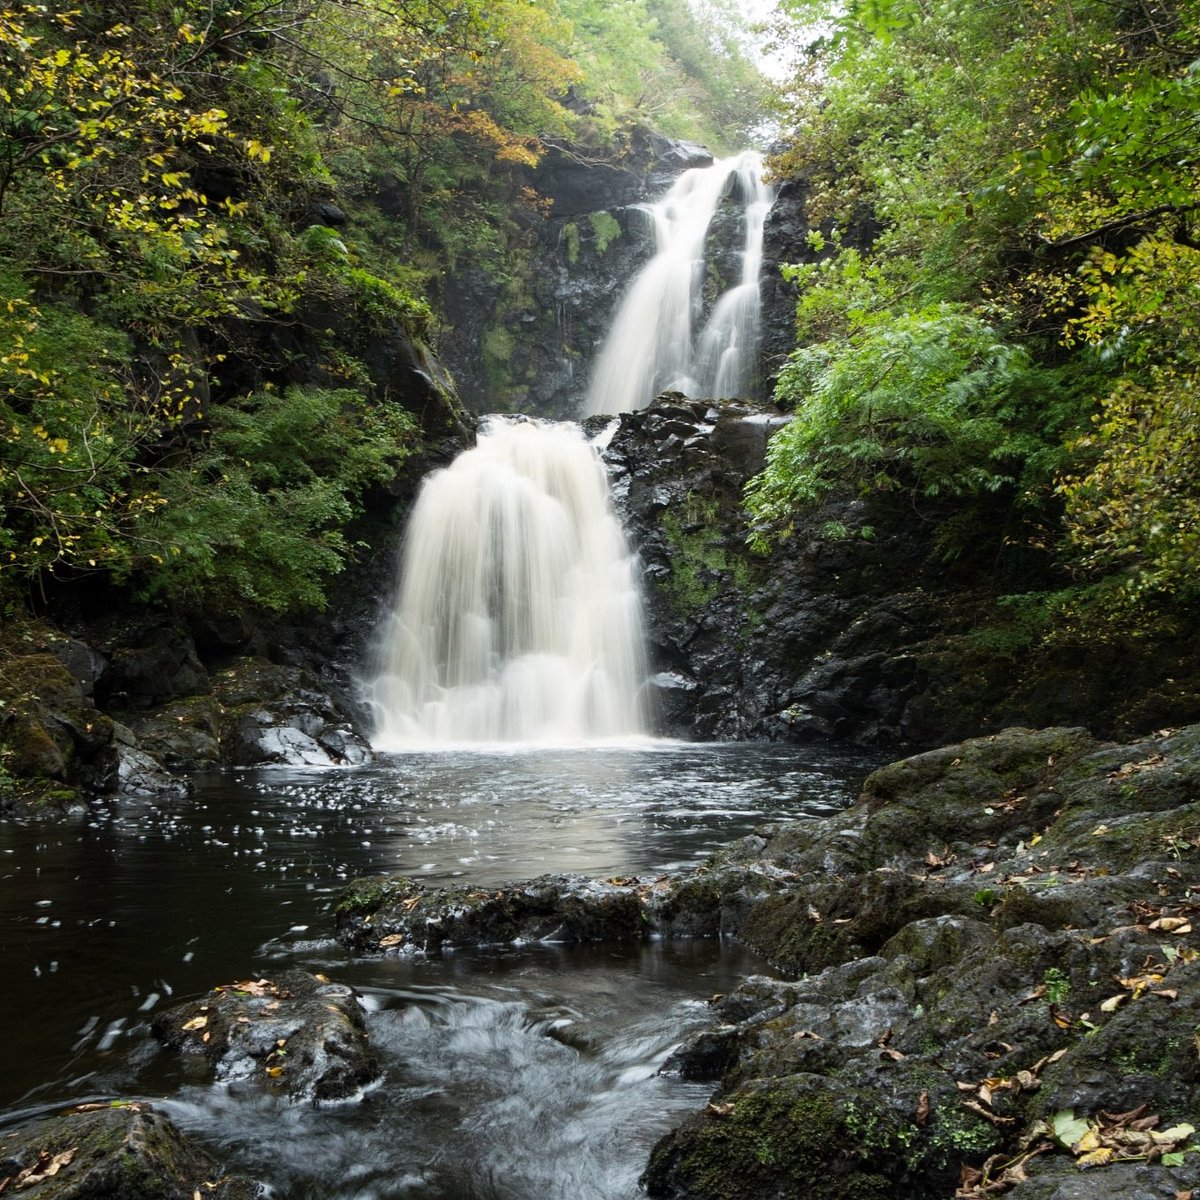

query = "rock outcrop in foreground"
[337, 723, 1200, 1200]
[0, 1103, 260, 1198]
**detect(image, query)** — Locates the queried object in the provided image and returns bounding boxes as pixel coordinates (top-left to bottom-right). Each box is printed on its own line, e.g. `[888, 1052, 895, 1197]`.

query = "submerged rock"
[0, 1102, 259, 1198]
[152, 970, 379, 1103]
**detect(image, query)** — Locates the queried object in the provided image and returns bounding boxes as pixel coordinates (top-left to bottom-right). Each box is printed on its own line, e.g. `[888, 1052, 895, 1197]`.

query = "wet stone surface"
[152, 969, 379, 1104]
[0, 1103, 260, 1199]
[337, 723, 1200, 1200]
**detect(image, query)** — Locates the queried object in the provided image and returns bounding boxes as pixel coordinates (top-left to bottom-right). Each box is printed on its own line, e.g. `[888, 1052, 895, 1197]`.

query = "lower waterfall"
[367, 418, 650, 747]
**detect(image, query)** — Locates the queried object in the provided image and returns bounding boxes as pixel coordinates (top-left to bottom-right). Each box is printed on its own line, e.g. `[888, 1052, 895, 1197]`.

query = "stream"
[0, 742, 873, 1197]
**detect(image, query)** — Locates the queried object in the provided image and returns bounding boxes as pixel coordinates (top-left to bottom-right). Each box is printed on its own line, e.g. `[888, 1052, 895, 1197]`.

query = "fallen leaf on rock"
[916, 1090, 930, 1126]
[1076, 1147, 1115, 1169]
[962, 1099, 1016, 1127]
[1050, 1110, 1090, 1150]
[1049, 1004, 1073, 1029]
[1150, 917, 1193, 933]
[182, 1015, 208, 1031]
[705, 1102, 734, 1118]
[792, 1029, 823, 1040]
[1099, 994, 1127, 1013]
[1117, 972, 1165, 998]
[230, 979, 277, 997]
[1155, 1124, 1196, 1143]
[9, 1147, 76, 1188]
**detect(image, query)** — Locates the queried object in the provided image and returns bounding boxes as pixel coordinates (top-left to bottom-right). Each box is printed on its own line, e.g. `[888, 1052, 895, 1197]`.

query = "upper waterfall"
[583, 151, 773, 417]
[367, 418, 650, 748]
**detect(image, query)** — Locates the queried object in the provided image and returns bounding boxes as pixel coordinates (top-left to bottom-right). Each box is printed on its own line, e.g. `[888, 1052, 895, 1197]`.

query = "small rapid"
[0, 745, 875, 1199]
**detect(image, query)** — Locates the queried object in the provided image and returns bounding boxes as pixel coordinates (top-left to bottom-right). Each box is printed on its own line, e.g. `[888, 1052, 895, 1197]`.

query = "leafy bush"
[746, 307, 1087, 546]
[141, 386, 418, 614]
[0, 279, 166, 582]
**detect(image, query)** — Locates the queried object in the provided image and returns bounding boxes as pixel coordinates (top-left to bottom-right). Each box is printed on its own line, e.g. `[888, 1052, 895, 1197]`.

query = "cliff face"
[434, 129, 716, 418]
[602, 394, 1200, 747]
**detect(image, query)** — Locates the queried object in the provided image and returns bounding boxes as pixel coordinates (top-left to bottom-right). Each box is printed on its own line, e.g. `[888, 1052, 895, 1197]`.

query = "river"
[0, 741, 872, 1198]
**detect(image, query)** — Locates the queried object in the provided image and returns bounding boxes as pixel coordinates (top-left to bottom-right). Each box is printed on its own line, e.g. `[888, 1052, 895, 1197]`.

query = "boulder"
[152, 970, 379, 1104]
[0, 1102, 259, 1198]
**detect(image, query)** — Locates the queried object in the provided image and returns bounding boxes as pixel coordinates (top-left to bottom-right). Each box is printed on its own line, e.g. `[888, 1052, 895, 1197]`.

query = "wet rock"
[661, 1025, 741, 1081]
[638, 723, 1200, 1199]
[93, 619, 209, 710]
[1011, 1157, 1199, 1200]
[335, 873, 650, 953]
[435, 128, 726, 416]
[123, 694, 224, 772]
[211, 658, 373, 767]
[0, 1101, 260, 1198]
[328, 724, 1200, 1198]
[606, 389, 1200, 747]
[0, 644, 115, 811]
[113, 723, 190, 798]
[152, 970, 379, 1103]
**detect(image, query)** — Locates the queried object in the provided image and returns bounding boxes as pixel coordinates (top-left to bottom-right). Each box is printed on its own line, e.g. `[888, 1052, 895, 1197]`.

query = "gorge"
[3, 0, 1200, 1195]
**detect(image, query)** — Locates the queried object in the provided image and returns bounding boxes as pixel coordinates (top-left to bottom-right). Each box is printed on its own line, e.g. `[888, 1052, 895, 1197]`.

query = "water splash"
[367, 418, 650, 747]
[584, 151, 773, 417]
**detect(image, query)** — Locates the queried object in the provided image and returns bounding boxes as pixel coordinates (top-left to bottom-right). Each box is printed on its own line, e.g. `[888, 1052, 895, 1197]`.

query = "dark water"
[0, 743, 872, 1198]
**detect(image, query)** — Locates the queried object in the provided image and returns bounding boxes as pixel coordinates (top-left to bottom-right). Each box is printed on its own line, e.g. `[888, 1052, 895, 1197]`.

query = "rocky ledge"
[336, 723, 1200, 1199]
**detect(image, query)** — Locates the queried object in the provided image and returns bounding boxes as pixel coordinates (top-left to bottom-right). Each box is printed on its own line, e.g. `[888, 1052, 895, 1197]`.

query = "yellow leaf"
[1076, 1147, 1114, 1169]
[181, 1015, 208, 1031]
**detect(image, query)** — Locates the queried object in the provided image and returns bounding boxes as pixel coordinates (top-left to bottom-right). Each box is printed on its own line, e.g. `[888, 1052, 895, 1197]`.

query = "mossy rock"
[859, 727, 1099, 861]
[0, 1102, 259, 1198]
[0, 650, 114, 805]
[643, 1077, 896, 1200]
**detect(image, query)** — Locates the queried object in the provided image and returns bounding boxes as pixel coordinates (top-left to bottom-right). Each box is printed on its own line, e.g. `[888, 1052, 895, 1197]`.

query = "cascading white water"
[584, 150, 773, 417]
[368, 418, 649, 747]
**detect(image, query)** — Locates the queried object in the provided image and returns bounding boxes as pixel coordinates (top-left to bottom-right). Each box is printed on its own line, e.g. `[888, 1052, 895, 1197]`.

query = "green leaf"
[1049, 1110, 1090, 1150]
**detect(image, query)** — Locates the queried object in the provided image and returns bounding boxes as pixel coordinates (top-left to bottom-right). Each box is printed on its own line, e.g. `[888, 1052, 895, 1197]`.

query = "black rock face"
[601, 394, 1200, 747]
[435, 130, 725, 418]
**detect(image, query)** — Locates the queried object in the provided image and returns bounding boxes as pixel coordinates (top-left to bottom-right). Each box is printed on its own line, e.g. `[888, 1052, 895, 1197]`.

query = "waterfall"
[583, 150, 772, 417]
[368, 418, 649, 747]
